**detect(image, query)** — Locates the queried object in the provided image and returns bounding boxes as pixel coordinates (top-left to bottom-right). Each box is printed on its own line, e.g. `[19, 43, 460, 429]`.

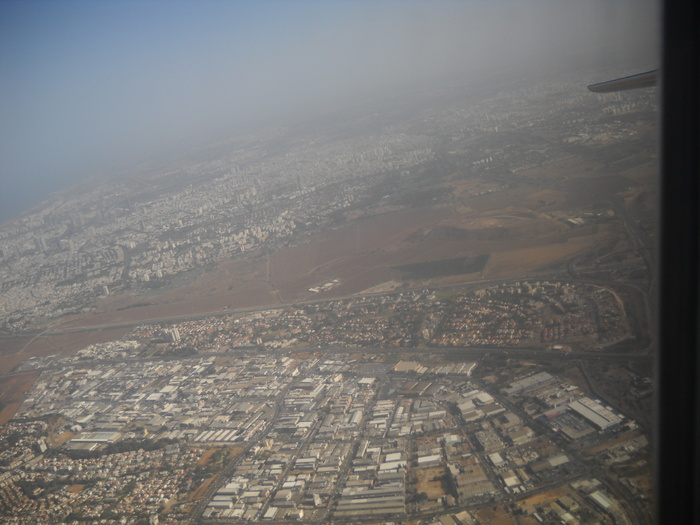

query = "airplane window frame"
[656, 0, 699, 522]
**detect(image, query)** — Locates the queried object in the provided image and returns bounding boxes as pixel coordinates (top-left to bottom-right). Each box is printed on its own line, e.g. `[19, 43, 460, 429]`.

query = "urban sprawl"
[1, 279, 650, 524]
[0, 71, 655, 524]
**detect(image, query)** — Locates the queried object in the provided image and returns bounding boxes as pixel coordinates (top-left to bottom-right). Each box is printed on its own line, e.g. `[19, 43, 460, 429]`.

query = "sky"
[0, 0, 658, 223]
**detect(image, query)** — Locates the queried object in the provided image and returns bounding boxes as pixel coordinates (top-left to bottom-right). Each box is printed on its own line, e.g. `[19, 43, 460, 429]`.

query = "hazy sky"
[0, 0, 658, 222]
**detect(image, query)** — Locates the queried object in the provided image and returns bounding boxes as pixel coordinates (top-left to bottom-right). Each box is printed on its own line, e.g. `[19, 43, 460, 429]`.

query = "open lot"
[475, 505, 517, 525]
[415, 465, 449, 500]
[0, 372, 40, 425]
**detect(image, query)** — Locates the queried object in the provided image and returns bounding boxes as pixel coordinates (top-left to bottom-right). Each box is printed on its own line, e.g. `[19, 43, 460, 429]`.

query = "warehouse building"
[567, 397, 622, 430]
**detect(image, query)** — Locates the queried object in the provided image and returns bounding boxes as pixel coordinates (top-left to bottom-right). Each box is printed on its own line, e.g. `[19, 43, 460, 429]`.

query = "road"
[0, 341, 651, 381]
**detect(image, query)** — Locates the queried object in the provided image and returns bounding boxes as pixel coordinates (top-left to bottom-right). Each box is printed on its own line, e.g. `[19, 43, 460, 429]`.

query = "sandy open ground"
[415, 465, 448, 499]
[0, 372, 40, 425]
[0, 327, 132, 374]
[475, 505, 518, 525]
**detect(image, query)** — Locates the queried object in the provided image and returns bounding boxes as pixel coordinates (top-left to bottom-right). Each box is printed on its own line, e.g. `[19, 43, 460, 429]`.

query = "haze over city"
[1, 0, 656, 222]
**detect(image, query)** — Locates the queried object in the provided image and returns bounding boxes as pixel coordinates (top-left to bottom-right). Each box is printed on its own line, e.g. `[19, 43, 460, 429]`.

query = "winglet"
[588, 70, 658, 93]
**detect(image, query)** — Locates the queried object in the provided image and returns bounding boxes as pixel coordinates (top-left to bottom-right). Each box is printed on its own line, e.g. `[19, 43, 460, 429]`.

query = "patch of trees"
[118, 479, 137, 496]
[64, 508, 125, 523]
[103, 437, 177, 455]
[16, 477, 69, 498]
[407, 492, 429, 504]
[0, 431, 22, 455]
[62, 437, 178, 460]
[166, 345, 197, 358]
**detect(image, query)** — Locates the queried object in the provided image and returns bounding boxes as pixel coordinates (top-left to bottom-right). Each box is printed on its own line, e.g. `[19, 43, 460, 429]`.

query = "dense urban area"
[1, 296, 652, 524]
[0, 70, 656, 524]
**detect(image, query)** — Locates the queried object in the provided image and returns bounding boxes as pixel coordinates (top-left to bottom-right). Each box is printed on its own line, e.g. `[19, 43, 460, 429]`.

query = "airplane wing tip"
[588, 70, 658, 93]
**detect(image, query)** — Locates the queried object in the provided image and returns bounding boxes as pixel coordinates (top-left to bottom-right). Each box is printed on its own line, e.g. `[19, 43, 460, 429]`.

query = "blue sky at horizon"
[0, 0, 658, 223]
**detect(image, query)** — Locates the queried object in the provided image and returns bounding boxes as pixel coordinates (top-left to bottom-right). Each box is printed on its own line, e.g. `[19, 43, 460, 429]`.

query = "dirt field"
[197, 447, 220, 466]
[227, 445, 245, 459]
[189, 475, 216, 502]
[474, 505, 517, 525]
[517, 517, 544, 525]
[519, 486, 568, 506]
[49, 431, 75, 447]
[0, 372, 40, 425]
[0, 327, 132, 373]
[0, 335, 35, 358]
[415, 465, 448, 499]
[515, 486, 588, 524]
